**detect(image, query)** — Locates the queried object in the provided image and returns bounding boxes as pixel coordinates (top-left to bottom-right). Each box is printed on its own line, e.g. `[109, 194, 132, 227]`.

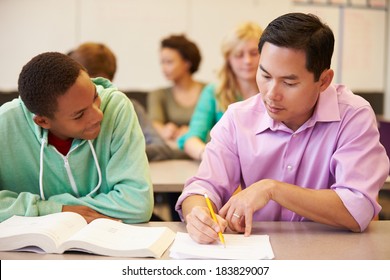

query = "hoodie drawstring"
[87, 140, 102, 197]
[39, 138, 47, 200]
[39, 139, 102, 200]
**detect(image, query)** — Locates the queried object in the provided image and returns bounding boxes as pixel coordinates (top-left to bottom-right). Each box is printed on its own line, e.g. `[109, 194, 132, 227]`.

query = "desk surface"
[1, 221, 389, 260]
[149, 159, 199, 192]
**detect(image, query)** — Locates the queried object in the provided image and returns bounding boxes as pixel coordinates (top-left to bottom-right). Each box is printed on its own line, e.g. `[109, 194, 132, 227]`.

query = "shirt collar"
[312, 84, 341, 123]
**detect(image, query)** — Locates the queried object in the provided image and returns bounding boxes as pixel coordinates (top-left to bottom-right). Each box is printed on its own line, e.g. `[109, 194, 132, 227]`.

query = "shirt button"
[287, 165, 293, 171]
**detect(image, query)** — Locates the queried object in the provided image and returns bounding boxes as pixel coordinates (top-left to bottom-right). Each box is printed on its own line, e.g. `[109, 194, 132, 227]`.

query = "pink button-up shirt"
[176, 84, 389, 231]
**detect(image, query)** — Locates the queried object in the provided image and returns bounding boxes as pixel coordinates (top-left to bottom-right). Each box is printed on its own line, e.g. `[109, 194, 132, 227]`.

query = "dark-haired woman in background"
[148, 35, 205, 146]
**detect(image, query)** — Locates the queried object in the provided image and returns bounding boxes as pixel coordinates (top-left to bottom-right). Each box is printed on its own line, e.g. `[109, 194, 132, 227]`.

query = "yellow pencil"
[204, 193, 226, 248]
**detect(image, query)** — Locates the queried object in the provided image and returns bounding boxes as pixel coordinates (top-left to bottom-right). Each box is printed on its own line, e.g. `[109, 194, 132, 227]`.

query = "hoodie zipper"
[63, 156, 79, 196]
[53, 146, 80, 197]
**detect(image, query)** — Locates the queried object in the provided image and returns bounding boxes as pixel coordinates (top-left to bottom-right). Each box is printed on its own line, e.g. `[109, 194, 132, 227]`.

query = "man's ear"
[319, 69, 334, 92]
[33, 115, 51, 129]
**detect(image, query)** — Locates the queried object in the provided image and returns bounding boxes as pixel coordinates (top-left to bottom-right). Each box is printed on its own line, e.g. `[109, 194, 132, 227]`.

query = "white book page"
[61, 219, 175, 257]
[169, 232, 274, 260]
[0, 212, 87, 253]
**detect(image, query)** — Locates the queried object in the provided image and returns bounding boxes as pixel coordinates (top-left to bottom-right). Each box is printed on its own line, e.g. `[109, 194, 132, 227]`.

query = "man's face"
[257, 42, 332, 131]
[44, 71, 103, 140]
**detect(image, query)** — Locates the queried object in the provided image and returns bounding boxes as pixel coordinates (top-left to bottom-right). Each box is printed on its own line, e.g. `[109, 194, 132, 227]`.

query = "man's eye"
[74, 113, 83, 120]
[284, 82, 297, 87]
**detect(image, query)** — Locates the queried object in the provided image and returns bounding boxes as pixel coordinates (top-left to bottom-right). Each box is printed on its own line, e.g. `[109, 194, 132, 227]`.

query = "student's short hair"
[161, 34, 201, 74]
[68, 42, 117, 81]
[258, 13, 334, 81]
[18, 52, 85, 118]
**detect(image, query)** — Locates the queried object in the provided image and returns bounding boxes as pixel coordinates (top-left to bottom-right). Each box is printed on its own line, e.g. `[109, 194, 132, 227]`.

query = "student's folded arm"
[0, 190, 62, 222]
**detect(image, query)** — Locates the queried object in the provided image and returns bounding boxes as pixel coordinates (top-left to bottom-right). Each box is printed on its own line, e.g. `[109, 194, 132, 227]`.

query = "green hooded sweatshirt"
[0, 78, 153, 223]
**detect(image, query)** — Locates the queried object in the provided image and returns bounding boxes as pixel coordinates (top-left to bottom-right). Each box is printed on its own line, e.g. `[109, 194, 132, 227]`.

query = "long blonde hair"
[216, 22, 263, 112]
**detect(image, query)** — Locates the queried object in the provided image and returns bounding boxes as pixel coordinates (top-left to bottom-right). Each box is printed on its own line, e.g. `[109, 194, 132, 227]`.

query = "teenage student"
[148, 34, 205, 145]
[0, 52, 153, 223]
[176, 13, 389, 244]
[68, 42, 173, 161]
[177, 22, 263, 160]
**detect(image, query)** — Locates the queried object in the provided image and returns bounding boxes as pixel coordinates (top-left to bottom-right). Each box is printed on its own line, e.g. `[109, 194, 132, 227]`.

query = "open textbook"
[0, 212, 175, 258]
[170, 232, 274, 259]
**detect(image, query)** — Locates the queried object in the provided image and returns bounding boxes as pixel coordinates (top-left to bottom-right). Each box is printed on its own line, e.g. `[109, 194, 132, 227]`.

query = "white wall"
[0, 0, 78, 90]
[0, 0, 387, 102]
[0, 0, 291, 91]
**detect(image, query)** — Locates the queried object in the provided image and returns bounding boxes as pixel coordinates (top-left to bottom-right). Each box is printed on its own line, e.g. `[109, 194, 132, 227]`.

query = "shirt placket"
[281, 131, 308, 220]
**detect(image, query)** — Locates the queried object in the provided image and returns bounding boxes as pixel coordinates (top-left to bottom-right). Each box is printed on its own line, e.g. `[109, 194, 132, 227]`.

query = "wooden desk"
[1, 221, 389, 260]
[149, 160, 199, 193]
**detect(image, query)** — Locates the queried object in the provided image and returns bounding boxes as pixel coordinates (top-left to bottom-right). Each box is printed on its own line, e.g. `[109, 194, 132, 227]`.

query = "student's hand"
[62, 205, 121, 224]
[219, 179, 274, 236]
[174, 125, 189, 139]
[185, 206, 228, 244]
[162, 122, 179, 140]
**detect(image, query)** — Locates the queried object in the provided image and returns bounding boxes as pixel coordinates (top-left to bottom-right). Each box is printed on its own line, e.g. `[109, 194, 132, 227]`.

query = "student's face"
[160, 47, 190, 82]
[228, 38, 259, 83]
[43, 71, 103, 140]
[257, 42, 332, 131]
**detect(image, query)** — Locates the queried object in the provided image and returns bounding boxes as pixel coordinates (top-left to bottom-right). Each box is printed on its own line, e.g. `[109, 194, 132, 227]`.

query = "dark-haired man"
[176, 13, 389, 244]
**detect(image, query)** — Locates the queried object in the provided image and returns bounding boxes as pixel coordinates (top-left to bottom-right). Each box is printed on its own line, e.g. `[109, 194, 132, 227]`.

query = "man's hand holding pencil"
[184, 194, 228, 245]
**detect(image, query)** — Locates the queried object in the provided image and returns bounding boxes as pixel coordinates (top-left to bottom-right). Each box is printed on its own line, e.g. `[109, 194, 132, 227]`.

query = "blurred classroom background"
[0, 0, 389, 117]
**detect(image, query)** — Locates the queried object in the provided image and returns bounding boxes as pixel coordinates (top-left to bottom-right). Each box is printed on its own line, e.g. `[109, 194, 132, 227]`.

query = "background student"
[148, 34, 205, 146]
[177, 22, 263, 160]
[176, 13, 389, 244]
[68, 42, 173, 161]
[0, 52, 153, 223]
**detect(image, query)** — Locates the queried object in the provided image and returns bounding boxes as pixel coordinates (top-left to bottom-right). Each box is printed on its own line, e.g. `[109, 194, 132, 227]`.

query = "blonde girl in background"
[177, 22, 263, 160]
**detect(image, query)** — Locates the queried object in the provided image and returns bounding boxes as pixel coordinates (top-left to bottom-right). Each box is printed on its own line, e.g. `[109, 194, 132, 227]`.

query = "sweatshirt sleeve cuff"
[37, 200, 63, 216]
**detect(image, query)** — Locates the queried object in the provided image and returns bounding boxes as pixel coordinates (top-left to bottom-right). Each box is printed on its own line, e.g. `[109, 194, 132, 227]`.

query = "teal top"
[177, 84, 224, 150]
[0, 78, 153, 223]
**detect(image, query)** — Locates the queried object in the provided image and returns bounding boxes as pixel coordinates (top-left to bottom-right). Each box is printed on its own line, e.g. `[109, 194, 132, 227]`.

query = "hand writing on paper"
[219, 179, 274, 236]
[62, 205, 121, 224]
[185, 206, 228, 244]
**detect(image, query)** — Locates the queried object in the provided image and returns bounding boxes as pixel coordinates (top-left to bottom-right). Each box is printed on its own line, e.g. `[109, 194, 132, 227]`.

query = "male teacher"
[176, 12, 389, 244]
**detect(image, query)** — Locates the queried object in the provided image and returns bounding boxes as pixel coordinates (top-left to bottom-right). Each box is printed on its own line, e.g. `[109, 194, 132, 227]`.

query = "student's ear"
[33, 115, 51, 129]
[185, 60, 192, 73]
[319, 69, 334, 92]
